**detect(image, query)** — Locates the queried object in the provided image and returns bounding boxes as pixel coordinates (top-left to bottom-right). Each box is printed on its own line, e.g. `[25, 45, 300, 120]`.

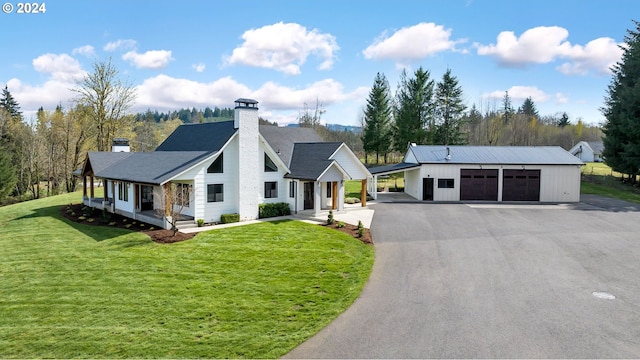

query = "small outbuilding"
[569, 141, 604, 162]
[370, 145, 583, 203]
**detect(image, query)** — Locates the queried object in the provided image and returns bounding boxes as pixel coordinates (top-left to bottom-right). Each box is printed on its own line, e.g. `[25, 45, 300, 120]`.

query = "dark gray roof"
[86, 151, 210, 185]
[369, 162, 421, 175]
[286, 142, 343, 180]
[155, 121, 236, 152]
[586, 141, 604, 154]
[409, 146, 583, 165]
[259, 126, 323, 166]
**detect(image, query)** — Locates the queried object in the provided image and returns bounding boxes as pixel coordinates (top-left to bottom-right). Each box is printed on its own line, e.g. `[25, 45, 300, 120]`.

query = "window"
[175, 183, 191, 207]
[289, 181, 295, 198]
[265, 181, 278, 198]
[438, 179, 455, 189]
[264, 153, 278, 172]
[326, 182, 332, 197]
[207, 153, 223, 173]
[207, 184, 224, 203]
[118, 182, 129, 201]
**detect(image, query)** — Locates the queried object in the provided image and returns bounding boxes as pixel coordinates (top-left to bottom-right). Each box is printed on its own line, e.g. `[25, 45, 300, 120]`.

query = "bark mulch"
[61, 204, 373, 245]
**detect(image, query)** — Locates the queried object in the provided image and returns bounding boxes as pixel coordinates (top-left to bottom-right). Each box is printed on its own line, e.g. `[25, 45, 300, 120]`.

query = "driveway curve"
[285, 197, 640, 358]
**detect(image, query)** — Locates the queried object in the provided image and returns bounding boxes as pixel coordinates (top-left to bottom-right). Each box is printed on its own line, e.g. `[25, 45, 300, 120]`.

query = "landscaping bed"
[60, 203, 196, 243]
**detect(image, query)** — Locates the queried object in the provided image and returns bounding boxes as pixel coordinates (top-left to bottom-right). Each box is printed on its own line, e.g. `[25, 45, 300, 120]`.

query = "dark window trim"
[207, 183, 224, 203]
[265, 181, 278, 198]
[207, 153, 224, 173]
[437, 178, 455, 189]
[265, 153, 278, 172]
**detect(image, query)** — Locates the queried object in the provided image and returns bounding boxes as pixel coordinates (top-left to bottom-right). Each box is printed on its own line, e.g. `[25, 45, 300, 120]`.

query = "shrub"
[258, 203, 291, 219]
[87, 218, 94, 223]
[345, 197, 360, 204]
[197, 218, 205, 227]
[337, 221, 345, 228]
[220, 213, 240, 224]
[327, 210, 334, 225]
[357, 220, 364, 238]
[78, 216, 86, 221]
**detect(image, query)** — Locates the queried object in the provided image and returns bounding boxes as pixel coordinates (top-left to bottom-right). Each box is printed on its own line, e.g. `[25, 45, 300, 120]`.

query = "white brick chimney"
[112, 138, 130, 152]
[234, 98, 260, 221]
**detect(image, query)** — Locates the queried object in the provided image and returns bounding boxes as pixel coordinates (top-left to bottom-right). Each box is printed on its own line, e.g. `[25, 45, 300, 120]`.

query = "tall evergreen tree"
[501, 91, 513, 124]
[518, 97, 539, 121]
[393, 67, 435, 151]
[433, 69, 467, 145]
[0, 85, 22, 120]
[0, 147, 17, 201]
[602, 20, 640, 181]
[557, 112, 570, 127]
[362, 72, 393, 164]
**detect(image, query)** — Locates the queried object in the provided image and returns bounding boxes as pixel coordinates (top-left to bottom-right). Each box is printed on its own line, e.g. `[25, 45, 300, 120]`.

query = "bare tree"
[155, 183, 191, 236]
[73, 58, 137, 152]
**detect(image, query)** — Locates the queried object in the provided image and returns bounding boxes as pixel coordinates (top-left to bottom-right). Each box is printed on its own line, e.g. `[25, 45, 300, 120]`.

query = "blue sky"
[0, 0, 636, 126]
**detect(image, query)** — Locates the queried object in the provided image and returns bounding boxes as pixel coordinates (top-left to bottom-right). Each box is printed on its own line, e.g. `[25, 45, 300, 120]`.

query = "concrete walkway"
[180, 203, 375, 234]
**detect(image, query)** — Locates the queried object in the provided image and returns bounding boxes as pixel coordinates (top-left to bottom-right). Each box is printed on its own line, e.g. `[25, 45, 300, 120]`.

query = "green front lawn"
[0, 193, 374, 358]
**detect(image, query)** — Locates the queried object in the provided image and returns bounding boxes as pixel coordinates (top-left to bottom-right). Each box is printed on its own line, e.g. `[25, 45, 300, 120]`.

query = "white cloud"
[476, 26, 623, 75]
[224, 22, 339, 75]
[484, 86, 550, 103]
[32, 53, 86, 82]
[555, 92, 569, 104]
[363, 22, 464, 67]
[72, 45, 95, 57]
[122, 50, 173, 69]
[135, 75, 252, 111]
[556, 37, 622, 75]
[5, 78, 76, 118]
[104, 39, 137, 51]
[192, 63, 205, 72]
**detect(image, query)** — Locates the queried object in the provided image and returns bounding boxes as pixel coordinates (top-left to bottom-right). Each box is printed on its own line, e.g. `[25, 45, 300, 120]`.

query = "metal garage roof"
[408, 146, 584, 165]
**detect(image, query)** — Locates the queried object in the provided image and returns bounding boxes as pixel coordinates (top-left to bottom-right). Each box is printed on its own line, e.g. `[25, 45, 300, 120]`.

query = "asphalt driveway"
[285, 195, 640, 358]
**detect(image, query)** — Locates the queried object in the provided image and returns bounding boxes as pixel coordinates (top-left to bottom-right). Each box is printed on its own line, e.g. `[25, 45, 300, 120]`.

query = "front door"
[141, 185, 154, 211]
[422, 178, 434, 201]
[304, 182, 314, 210]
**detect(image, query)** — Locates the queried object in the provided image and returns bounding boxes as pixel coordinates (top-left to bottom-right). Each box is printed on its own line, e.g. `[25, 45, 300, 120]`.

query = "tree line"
[133, 106, 235, 124]
[360, 68, 603, 164]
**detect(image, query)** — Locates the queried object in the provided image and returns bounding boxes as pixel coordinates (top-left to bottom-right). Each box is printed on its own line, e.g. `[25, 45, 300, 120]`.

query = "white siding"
[404, 163, 582, 203]
[330, 145, 369, 180]
[539, 165, 581, 202]
[114, 181, 134, 214]
[259, 141, 289, 204]
[404, 148, 418, 163]
[237, 106, 260, 221]
[419, 164, 465, 201]
[404, 168, 420, 199]
[202, 138, 240, 223]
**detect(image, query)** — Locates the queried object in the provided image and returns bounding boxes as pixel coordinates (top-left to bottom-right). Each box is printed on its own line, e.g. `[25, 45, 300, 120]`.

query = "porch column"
[332, 181, 338, 210]
[372, 175, 378, 200]
[337, 180, 345, 211]
[314, 181, 322, 216]
[111, 181, 116, 211]
[103, 179, 108, 201]
[82, 176, 87, 198]
[164, 183, 171, 216]
[90, 175, 95, 199]
[361, 179, 367, 207]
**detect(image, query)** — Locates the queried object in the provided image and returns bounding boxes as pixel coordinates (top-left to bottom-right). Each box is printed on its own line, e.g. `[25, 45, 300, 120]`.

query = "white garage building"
[370, 145, 584, 203]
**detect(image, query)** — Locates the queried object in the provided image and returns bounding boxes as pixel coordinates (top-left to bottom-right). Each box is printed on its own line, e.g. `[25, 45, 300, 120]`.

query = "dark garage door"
[502, 169, 540, 201]
[460, 169, 498, 201]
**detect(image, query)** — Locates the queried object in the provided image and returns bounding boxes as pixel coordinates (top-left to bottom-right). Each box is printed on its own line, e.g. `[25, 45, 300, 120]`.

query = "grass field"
[0, 192, 374, 358]
[581, 162, 640, 204]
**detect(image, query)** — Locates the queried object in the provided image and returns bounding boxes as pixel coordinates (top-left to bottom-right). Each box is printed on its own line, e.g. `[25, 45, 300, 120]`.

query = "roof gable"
[287, 142, 342, 180]
[155, 121, 236, 152]
[259, 126, 322, 166]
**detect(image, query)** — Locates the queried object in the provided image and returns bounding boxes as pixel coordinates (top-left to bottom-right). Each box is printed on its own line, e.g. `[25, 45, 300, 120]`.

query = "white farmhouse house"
[569, 141, 604, 162]
[79, 98, 371, 229]
[370, 144, 584, 203]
